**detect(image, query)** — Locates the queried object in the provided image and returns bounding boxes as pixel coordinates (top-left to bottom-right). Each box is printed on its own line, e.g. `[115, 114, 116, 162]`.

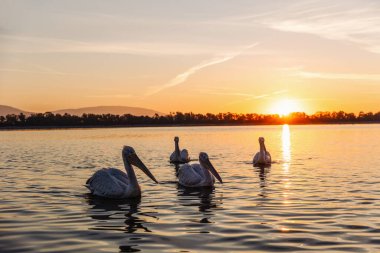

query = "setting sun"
[271, 99, 301, 116]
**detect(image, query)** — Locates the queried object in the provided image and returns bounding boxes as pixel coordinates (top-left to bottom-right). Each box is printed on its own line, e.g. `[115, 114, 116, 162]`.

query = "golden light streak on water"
[281, 124, 292, 206]
[280, 227, 290, 232]
[282, 124, 291, 172]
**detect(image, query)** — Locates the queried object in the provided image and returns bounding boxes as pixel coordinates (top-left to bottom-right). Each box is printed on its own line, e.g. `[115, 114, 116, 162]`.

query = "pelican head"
[259, 137, 265, 143]
[174, 136, 179, 142]
[199, 152, 223, 184]
[122, 146, 158, 183]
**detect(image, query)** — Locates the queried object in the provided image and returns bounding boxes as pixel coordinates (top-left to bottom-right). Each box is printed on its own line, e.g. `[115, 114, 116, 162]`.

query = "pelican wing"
[107, 167, 129, 181]
[266, 151, 272, 163]
[86, 168, 128, 198]
[253, 152, 260, 164]
[170, 150, 189, 163]
[253, 151, 271, 165]
[170, 151, 177, 162]
[180, 149, 190, 162]
[178, 164, 211, 187]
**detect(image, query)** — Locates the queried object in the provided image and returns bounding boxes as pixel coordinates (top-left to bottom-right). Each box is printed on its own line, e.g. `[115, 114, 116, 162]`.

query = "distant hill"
[0, 105, 164, 117]
[52, 106, 164, 116]
[0, 105, 32, 116]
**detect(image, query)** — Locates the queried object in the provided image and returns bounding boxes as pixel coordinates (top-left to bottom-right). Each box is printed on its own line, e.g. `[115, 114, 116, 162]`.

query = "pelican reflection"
[85, 194, 156, 233]
[255, 166, 270, 187]
[254, 166, 270, 200]
[176, 184, 220, 213]
[173, 163, 180, 174]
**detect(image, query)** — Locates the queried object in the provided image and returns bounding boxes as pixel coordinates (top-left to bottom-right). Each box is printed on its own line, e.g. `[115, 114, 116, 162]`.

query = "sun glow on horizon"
[271, 99, 301, 116]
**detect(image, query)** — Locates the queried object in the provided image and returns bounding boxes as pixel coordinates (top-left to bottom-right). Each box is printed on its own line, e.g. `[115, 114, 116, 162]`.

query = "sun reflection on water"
[281, 124, 292, 206]
[282, 124, 291, 172]
[280, 227, 290, 232]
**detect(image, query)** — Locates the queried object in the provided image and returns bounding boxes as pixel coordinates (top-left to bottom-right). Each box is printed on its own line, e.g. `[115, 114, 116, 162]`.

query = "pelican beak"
[128, 153, 158, 183]
[204, 159, 223, 184]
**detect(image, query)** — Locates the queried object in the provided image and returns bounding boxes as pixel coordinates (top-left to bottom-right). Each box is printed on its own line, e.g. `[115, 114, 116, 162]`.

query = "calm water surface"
[1, 125, 380, 252]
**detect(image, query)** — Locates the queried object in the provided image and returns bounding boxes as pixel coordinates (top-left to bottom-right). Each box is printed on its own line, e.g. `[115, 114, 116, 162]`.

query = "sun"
[271, 99, 301, 116]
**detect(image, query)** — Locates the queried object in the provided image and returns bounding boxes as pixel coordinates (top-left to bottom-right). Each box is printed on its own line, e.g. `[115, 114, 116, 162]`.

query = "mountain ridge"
[0, 105, 164, 117]
[0, 105, 33, 116]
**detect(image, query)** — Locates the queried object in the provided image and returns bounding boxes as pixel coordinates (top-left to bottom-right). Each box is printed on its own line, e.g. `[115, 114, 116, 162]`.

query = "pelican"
[178, 152, 223, 187]
[253, 137, 272, 166]
[170, 136, 190, 163]
[86, 146, 158, 199]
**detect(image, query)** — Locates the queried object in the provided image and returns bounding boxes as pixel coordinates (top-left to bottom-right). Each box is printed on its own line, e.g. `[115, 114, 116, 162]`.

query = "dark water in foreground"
[1, 125, 380, 252]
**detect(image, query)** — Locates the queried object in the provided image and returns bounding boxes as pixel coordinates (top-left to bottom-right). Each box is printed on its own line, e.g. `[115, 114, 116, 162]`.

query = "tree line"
[1, 111, 380, 128]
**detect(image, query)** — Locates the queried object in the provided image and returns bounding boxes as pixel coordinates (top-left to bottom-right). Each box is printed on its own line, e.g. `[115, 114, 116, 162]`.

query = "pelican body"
[178, 152, 223, 187]
[170, 136, 190, 163]
[253, 137, 272, 166]
[86, 146, 158, 199]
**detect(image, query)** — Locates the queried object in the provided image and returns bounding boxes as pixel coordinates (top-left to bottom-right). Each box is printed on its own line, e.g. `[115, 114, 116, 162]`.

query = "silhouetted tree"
[1, 110, 380, 128]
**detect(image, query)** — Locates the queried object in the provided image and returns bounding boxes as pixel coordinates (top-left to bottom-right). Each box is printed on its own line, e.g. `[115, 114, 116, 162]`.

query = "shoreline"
[1, 121, 380, 131]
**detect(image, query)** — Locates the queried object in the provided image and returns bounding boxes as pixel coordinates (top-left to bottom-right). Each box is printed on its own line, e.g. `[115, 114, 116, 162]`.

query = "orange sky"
[1, 1, 380, 114]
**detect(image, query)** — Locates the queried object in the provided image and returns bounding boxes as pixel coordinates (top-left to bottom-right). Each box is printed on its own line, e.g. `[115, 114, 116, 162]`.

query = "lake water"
[1, 125, 380, 253]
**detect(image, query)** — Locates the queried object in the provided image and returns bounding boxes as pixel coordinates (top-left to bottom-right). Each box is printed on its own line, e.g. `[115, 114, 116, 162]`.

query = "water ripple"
[1, 125, 380, 252]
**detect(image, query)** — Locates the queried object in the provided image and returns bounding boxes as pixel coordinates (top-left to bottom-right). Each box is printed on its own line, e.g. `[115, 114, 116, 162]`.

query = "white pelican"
[86, 146, 158, 198]
[170, 136, 190, 163]
[178, 152, 223, 187]
[253, 137, 272, 166]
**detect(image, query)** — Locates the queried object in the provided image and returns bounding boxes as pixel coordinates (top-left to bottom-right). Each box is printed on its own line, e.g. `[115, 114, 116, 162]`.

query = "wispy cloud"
[222, 89, 288, 106]
[203, 92, 255, 97]
[213, 2, 380, 55]
[249, 89, 288, 100]
[0, 34, 233, 56]
[85, 94, 132, 98]
[0, 67, 68, 76]
[205, 89, 288, 99]
[259, 2, 380, 54]
[272, 90, 288, 95]
[146, 43, 259, 96]
[0, 66, 118, 82]
[0, 67, 104, 81]
[293, 70, 380, 81]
